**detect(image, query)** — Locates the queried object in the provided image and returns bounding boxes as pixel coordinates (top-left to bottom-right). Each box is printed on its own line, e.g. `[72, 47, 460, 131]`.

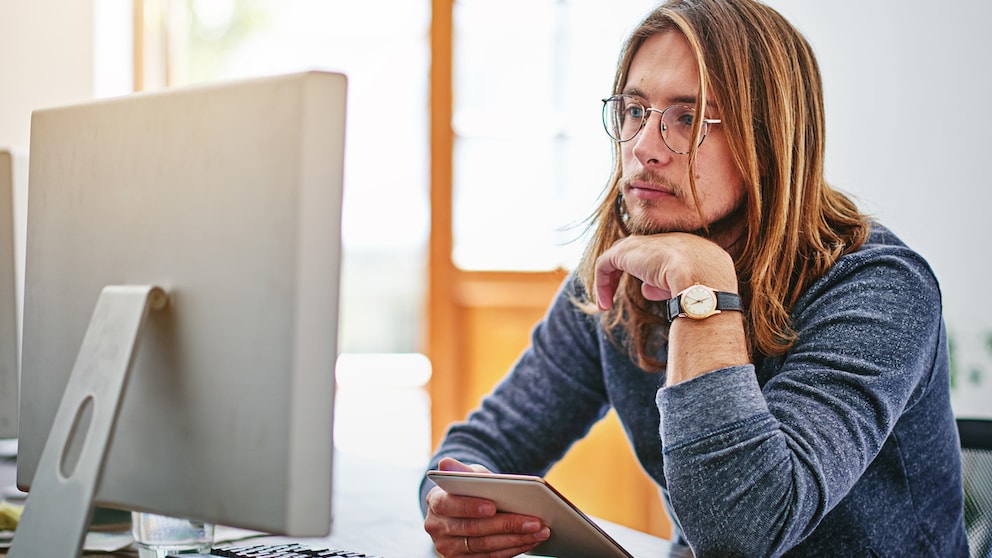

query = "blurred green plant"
[948, 329, 990, 391]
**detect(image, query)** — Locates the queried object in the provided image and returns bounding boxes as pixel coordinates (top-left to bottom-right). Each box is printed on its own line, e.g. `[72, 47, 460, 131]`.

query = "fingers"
[427, 485, 496, 519]
[453, 529, 551, 557]
[594, 233, 737, 309]
[438, 457, 492, 474]
[595, 263, 624, 311]
[594, 237, 665, 310]
[426, 513, 550, 557]
[641, 282, 669, 301]
[425, 486, 550, 558]
[425, 459, 551, 555]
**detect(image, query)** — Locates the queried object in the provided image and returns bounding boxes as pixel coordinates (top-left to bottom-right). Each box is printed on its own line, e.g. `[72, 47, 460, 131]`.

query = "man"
[420, 0, 968, 556]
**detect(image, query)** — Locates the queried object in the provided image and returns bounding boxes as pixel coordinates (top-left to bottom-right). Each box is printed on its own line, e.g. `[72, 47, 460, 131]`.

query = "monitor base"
[9, 286, 167, 558]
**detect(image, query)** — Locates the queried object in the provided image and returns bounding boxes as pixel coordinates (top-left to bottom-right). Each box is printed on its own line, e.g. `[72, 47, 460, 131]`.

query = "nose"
[630, 111, 674, 167]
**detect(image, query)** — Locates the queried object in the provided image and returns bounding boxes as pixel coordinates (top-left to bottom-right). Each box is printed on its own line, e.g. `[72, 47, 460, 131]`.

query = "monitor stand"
[9, 285, 168, 558]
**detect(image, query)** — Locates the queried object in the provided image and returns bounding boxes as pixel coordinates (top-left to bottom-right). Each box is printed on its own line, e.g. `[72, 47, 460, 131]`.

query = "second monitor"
[0, 150, 19, 441]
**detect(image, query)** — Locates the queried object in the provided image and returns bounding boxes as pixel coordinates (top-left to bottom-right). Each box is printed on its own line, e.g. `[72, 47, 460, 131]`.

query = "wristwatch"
[665, 284, 742, 322]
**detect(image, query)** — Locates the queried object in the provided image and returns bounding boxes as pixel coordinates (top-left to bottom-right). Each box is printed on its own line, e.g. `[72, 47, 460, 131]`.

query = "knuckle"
[423, 516, 442, 537]
[500, 514, 530, 532]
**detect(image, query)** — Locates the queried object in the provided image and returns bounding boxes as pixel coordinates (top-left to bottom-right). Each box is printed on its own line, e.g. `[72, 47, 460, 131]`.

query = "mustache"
[618, 171, 684, 200]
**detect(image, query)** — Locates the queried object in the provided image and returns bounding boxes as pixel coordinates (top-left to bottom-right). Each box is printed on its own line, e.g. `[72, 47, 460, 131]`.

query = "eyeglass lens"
[603, 96, 708, 154]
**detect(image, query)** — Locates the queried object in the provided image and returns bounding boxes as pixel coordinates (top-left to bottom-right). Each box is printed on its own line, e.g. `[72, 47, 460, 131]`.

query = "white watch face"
[681, 285, 717, 319]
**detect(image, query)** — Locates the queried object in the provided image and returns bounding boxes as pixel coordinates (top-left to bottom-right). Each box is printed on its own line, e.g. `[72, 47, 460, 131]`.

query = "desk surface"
[1, 449, 670, 557]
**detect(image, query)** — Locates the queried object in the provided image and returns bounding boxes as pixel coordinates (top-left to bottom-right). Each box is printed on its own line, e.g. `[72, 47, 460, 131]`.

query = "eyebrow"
[622, 87, 718, 110]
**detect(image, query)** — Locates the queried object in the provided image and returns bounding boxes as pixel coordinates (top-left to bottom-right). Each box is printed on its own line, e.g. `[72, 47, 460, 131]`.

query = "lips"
[625, 180, 677, 201]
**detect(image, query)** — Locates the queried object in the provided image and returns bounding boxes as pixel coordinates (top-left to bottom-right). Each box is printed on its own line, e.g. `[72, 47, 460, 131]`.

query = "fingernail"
[522, 520, 541, 532]
[534, 527, 551, 540]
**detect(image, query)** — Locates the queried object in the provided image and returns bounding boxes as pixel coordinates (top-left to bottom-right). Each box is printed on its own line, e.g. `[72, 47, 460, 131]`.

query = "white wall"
[0, 1, 98, 440]
[1, 0, 988, 416]
[764, 1, 992, 416]
[0, 0, 96, 151]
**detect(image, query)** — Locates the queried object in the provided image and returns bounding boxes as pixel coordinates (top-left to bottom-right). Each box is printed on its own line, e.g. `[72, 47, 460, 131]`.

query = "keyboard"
[178, 542, 382, 557]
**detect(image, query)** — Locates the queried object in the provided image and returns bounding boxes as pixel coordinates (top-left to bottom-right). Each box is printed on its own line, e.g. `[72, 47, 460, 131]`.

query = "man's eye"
[626, 105, 645, 119]
[675, 110, 695, 127]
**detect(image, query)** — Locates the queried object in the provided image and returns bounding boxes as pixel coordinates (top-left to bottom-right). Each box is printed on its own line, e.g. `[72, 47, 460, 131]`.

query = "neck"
[701, 204, 747, 259]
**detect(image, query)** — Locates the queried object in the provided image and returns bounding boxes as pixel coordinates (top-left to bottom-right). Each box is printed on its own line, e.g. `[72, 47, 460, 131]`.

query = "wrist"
[665, 312, 749, 385]
[665, 284, 742, 322]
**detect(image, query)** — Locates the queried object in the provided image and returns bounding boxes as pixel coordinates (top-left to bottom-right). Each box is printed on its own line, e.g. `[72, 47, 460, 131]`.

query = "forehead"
[624, 31, 702, 103]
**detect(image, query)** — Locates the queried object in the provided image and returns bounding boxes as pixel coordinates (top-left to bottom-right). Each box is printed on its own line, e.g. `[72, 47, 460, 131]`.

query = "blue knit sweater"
[421, 225, 968, 557]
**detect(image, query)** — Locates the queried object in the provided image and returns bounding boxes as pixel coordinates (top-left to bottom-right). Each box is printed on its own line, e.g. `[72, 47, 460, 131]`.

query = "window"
[142, 0, 431, 354]
[451, 0, 657, 270]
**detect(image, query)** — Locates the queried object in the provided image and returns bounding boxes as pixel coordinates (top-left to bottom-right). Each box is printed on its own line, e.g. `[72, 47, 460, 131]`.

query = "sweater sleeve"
[657, 243, 946, 556]
[419, 275, 610, 514]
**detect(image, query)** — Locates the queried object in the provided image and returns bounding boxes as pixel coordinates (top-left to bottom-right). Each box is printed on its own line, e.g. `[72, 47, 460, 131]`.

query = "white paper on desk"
[78, 525, 268, 553]
[0, 530, 133, 553]
[214, 525, 269, 544]
[84, 530, 134, 552]
[0, 440, 17, 459]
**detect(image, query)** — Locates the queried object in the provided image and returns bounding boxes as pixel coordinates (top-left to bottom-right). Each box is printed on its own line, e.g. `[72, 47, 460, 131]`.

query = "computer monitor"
[12, 71, 347, 556]
[0, 150, 18, 441]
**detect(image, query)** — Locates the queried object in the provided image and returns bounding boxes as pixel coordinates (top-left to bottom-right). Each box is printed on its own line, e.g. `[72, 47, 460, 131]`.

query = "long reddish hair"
[576, 0, 870, 370]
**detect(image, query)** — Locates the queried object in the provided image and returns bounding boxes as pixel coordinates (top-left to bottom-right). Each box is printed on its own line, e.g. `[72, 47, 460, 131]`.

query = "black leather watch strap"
[716, 291, 743, 312]
[665, 297, 682, 322]
[665, 287, 742, 322]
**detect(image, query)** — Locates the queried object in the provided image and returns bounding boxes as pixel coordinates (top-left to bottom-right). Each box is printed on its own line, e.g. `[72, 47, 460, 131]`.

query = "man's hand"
[594, 233, 737, 310]
[593, 233, 748, 385]
[424, 458, 551, 557]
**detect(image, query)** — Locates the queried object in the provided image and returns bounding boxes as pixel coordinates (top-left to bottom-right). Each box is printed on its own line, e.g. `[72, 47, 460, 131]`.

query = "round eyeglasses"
[602, 94, 721, 154]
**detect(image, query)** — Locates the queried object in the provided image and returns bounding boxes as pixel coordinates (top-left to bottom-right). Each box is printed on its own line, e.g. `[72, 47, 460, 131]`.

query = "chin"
[625, 212, 699, 236]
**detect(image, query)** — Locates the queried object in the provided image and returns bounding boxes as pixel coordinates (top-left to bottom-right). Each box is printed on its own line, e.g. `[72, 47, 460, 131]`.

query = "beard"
[618, 171, 688, 235]
[618, 170, 747, 252]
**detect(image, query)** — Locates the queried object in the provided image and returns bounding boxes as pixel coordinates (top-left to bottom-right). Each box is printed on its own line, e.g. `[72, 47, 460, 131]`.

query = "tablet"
[427, 470, 633, 558]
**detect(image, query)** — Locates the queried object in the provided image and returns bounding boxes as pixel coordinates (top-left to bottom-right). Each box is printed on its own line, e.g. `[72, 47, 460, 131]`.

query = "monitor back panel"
[19, 72, 346, 535]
